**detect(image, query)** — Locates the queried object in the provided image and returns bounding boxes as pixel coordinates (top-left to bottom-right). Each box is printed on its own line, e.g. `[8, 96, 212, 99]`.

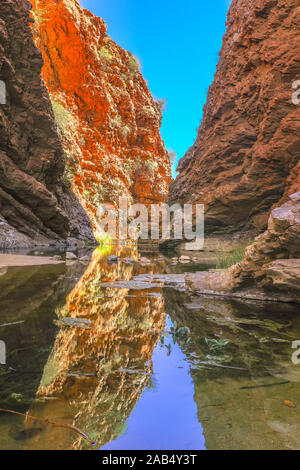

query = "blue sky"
[80, 1, 231, 175]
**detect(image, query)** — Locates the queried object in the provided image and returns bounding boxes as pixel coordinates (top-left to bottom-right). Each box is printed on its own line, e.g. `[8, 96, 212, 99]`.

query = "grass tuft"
[98, 46, 113, 61]
[215, 243, 250, 269]
[51, 100, 73, 134]
[128, 55, 141, 78]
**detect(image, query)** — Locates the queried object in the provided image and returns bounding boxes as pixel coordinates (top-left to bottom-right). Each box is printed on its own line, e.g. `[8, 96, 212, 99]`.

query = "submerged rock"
[0, 254, 65, 269]
[107, 255, 119, 265]
[133, 274, 186, 292]
[264, 260, 300, 297]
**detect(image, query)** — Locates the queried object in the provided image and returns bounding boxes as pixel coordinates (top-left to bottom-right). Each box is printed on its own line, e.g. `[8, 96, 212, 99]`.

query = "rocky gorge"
[170, 0, 300, 304]
[0, 0, 300, 453]
[0, 0, 299, 289]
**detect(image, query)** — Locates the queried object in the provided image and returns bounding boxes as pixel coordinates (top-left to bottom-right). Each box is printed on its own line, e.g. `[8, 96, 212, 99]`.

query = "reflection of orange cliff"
[31, 0, 172, 233]
[24, 248, 166, 449]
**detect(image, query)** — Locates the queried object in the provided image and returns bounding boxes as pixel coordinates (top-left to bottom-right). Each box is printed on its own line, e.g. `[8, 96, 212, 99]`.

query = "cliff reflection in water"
[2, 246, 300, 450]
[165, 290, 300, 450]
[25, 247, 167, 450]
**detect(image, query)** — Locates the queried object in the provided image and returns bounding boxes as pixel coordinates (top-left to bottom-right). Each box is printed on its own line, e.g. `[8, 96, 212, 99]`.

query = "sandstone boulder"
[186, 193, 300, 303]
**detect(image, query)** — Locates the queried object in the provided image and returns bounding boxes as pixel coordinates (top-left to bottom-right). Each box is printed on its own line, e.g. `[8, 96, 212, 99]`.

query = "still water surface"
[0, 245, 299, 450]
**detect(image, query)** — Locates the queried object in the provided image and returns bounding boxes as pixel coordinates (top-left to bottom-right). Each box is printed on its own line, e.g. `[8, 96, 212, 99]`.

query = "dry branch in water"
[0, 408, 96, 446]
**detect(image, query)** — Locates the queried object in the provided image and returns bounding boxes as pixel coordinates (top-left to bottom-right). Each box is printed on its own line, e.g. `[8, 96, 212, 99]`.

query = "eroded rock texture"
[170, 0, 300, 234]
[32, 0, 172, 234]
[0, 0, 93, 247]
[187, 192, 300, 303]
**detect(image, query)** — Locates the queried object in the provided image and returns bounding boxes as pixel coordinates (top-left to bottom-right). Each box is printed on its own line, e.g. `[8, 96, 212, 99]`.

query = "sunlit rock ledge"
[186, 193, 300, 304]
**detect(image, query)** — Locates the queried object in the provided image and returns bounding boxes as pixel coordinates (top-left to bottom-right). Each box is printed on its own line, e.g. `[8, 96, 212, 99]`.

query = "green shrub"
[155, 98, 167, 113]
[98, 46, 113, 61]
[52, 100, 73, 134]
[216, 243, 249, 269]
[128, 55, 141, 78]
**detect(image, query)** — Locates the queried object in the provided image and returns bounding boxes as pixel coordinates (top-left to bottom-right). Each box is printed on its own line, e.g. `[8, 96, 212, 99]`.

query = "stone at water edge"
[179, 256, 191, 263]
[79, 255, 91, 262]
[52, 255, 63, 261]
[264, 260, 300, 295]
[107, 255, 119, 265]
[139, 257, 152, 264]
[66, 252, 77, 260]
[122, 258, 137, 264]
[186, 194, 300, 304]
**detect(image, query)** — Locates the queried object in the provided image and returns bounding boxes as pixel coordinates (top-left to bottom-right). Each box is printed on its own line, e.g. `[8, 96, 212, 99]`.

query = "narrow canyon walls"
[32, 0, 172, 235]
[170, 0, 300, 234]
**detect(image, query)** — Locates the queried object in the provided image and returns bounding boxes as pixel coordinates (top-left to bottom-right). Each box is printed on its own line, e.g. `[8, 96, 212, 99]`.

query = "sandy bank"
[0, 254, 64, 270]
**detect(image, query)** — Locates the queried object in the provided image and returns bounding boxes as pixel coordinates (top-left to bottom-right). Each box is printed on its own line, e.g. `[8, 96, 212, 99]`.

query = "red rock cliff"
[0, 0, 92, 247]
[170, 0, 300, 234]
[0, 0, 93, 247]
[31, 0, 172, 236]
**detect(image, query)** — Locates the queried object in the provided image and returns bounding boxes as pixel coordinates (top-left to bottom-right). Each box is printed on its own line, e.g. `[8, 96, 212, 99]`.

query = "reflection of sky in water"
[101, 316, 206, 451]
[1, 250, 300, 450]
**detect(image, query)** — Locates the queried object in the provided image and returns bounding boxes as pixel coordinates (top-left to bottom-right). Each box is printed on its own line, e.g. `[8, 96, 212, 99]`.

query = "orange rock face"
[170, 0, 300, 234]
[31, 0, 172, 235]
